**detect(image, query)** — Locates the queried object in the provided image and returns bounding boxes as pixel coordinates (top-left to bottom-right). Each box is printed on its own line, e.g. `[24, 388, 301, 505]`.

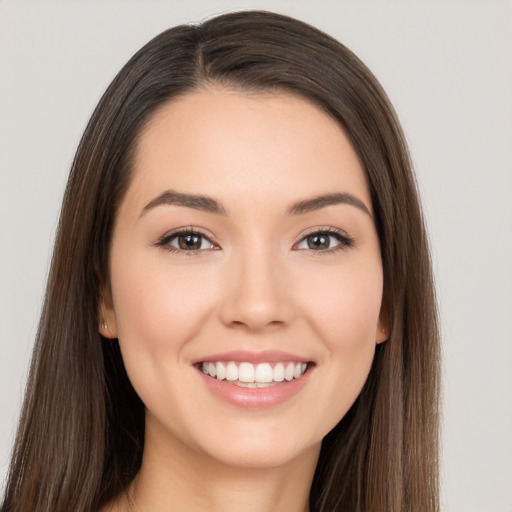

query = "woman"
[1, 10, 440, 512]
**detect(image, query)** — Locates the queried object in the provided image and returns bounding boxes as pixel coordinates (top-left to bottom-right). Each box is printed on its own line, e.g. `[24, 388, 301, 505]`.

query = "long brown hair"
[1, 11, 440, 512]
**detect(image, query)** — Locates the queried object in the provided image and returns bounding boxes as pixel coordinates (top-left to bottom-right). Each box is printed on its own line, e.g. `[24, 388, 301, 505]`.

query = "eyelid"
[154, 226, 220, 253]
[293, 226, 355, 253]
[153, 225, 354, 255]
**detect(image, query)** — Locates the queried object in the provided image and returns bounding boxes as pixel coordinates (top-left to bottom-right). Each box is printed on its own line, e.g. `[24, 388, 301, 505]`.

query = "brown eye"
[156, 229, 216, 252]
[305, 233, 332, 250]
[295, 229, 354, 252]
[177, 233, 203, 250]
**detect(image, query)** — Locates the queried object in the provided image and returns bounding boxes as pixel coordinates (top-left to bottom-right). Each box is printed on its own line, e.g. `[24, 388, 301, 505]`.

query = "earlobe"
[98, 284, 118, 339]
[376, 323, 388, 344]
[376, 312, 389, 344]
[376, 301, 389, 344]
[99, 320, 117, 339]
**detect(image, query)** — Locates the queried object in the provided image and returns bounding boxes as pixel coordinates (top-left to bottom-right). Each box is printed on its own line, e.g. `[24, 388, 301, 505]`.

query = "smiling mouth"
[200, 361, 308, 388]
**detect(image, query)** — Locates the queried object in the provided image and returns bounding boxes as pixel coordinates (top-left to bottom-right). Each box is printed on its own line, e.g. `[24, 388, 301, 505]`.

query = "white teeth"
[225, 362, 238, 381]
[255, 363, 273, 383]
[201, 360, 308, 384]
[284, 362, 295, 381]
[273, 362, 285, 382]
[239, 362, 255, 383]
[216, 362, 226, 380]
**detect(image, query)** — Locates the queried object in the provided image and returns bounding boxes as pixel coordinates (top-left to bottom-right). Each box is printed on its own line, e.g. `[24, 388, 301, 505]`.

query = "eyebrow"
[141, 190, 227, 216]
[286, 192, 371, 217]
[141, 190, 371, 217]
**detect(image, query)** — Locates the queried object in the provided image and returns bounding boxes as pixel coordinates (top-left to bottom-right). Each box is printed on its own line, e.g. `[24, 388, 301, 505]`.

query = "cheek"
[293, 259, 383, 425]
[109, 250, 217, 382]
[295, 258, 383, 348]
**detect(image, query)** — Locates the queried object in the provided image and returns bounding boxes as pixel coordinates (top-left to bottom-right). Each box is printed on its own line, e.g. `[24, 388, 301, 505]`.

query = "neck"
[114, 421, 320, 512]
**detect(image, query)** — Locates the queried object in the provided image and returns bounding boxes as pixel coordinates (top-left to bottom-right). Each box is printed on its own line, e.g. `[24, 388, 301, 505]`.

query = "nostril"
[227, 320, 288, 333]
[227, 320, 257, 331]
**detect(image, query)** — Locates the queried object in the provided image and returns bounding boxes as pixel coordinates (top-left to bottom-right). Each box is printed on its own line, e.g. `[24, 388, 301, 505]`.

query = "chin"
[200, 436, 321, 471]
[176, 413, 324, 471]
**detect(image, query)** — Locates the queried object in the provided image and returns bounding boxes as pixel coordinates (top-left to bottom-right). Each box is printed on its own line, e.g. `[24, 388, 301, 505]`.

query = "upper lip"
[192, 350, 311, 365]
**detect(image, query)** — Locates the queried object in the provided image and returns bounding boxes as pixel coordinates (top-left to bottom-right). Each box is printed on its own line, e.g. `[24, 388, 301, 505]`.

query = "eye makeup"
[154, 226, 219, 255]
[153, 225, 355, 256]
[293, 226, 355, 255]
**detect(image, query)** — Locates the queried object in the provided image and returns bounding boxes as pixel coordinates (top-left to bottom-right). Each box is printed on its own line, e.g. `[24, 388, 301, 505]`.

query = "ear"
[376, 320, 388, 344]
[376, 307, 389, 344]
[98, 283, 118, 339]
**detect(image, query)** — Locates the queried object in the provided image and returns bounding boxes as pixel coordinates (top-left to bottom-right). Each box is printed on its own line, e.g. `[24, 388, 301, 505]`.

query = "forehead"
[128, 86, 371, 213]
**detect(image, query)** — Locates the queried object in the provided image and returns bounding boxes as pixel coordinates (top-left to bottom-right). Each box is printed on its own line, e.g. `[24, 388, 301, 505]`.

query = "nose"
[218, 246, 295, 332]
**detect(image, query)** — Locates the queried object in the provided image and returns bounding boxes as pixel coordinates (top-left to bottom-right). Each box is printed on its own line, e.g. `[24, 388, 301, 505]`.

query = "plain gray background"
[1, 1, 511, 510]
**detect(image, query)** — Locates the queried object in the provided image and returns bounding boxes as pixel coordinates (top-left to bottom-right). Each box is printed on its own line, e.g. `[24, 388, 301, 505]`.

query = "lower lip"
[196, 367, 311, 409]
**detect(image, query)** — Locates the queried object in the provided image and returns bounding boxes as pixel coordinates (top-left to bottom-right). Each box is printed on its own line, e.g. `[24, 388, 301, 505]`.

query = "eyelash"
[154, 227, 218, 256]
[294, 227, 355, 255]
[154, 226, 355, 255]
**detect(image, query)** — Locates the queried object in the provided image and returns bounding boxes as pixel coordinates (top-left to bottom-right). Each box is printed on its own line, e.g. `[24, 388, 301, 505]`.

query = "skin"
[100, 87, 387, 512]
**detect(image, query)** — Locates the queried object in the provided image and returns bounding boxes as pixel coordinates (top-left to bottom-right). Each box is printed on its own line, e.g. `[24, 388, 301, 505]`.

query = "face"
[102, 87, 386, 470]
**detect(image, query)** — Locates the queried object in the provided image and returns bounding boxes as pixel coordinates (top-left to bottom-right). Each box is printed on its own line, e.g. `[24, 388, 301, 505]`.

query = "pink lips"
[193, 350, 312, 409]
